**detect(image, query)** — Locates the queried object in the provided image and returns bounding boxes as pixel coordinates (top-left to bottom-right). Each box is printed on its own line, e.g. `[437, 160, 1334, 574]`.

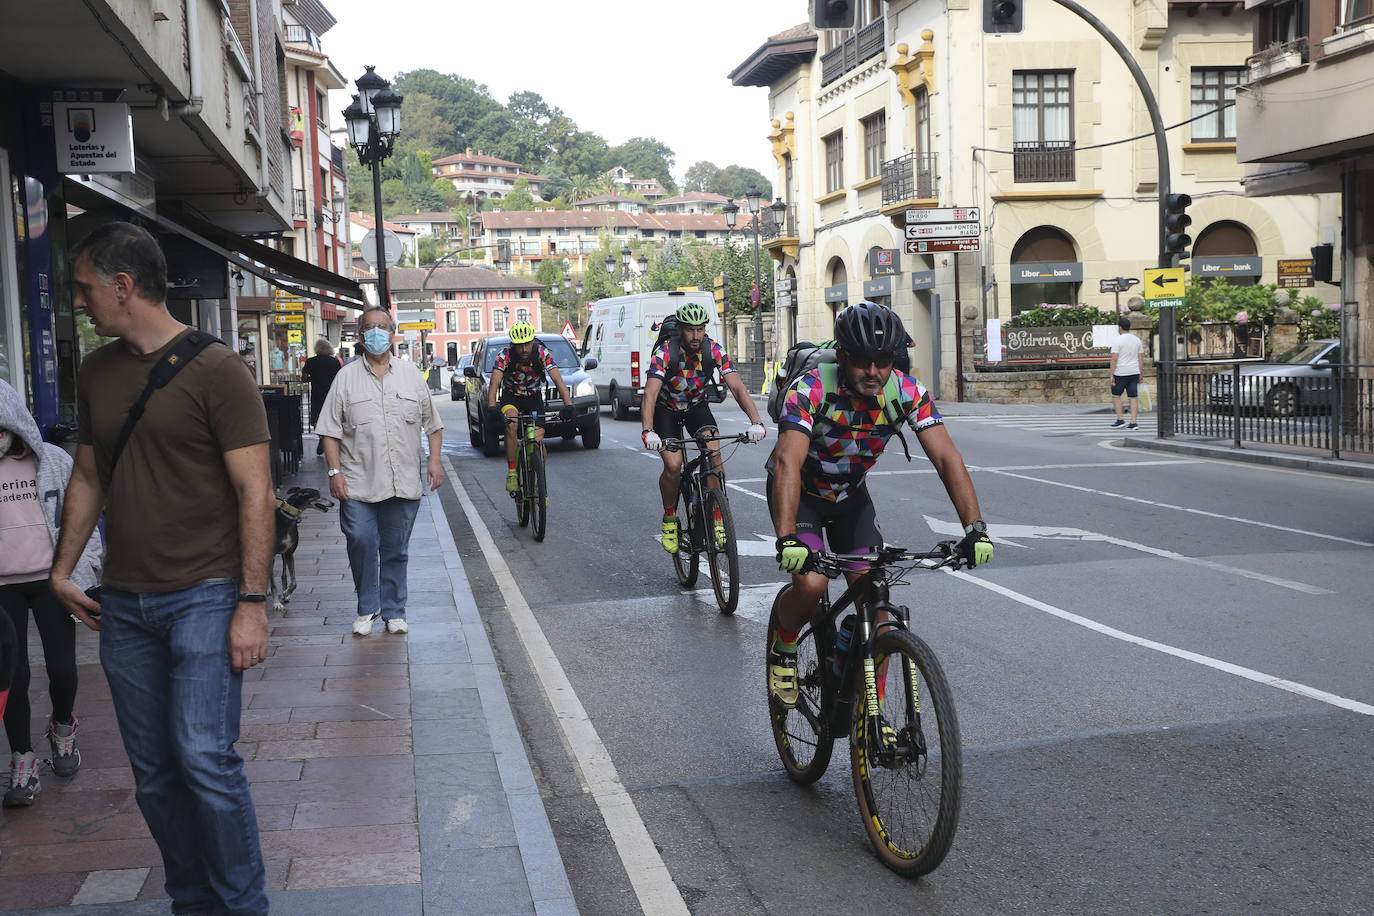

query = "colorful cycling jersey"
[766, 367, 943, 502]
[647, 338, 736, 411]
[493, 342, 556, 398]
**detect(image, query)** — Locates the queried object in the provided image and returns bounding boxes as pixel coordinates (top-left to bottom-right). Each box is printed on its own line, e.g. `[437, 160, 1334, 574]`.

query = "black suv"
[464, 334, 601, 455]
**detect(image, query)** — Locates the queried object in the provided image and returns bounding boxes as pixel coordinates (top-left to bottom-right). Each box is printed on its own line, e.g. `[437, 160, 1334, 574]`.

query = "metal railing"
[283, 24, 321, 51]
[331, 144, 345, 172]
[760, 202, 798, 241]
[1013, 140, 1076, 182]
[820, 18, 886, 86]
[1164, 362, 1374, 460]
[881, 151, 939, 205]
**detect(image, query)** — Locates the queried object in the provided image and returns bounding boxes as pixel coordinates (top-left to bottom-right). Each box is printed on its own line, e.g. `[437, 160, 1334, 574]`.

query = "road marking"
[923, 517, 1333, 595]
[951, 571, 1374, 717]
[446, 473, 690, 916]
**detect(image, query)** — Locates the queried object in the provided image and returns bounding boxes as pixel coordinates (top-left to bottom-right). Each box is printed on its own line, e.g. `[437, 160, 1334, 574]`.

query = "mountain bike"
[506, 411, 547, 542]
[766, 542, 967, 877]
[662, 432, 751, 614]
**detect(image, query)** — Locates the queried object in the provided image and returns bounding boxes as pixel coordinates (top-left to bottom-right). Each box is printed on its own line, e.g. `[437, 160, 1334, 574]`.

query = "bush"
[1007, 304, 1118, 328]
[1298, 298, 1340, 341]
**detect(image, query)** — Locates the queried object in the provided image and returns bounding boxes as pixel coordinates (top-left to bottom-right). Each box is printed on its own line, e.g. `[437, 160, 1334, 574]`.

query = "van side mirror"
[583, 357, 598, 370]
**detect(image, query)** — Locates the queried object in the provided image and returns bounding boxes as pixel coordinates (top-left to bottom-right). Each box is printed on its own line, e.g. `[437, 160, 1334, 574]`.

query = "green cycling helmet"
[509, 322, 536, 344]
[675, 302, 711, 328]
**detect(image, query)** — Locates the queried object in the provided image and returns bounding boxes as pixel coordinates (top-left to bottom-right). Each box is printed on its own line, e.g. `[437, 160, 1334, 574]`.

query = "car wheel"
[582, 418, 601, 449]
[451, 388, 460, 401]
[611, 385, 630, 421]
[1265, 383, 1300, 418]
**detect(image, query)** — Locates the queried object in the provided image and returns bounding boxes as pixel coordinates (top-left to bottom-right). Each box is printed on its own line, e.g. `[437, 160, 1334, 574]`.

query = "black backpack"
[650, 317, 720, 400]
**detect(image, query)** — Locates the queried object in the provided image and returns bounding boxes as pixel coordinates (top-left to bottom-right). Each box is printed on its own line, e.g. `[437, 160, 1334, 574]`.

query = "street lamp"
[746, 187, 764, 361]
[605, 246, 635, 293]
[343, 65, 403, 311]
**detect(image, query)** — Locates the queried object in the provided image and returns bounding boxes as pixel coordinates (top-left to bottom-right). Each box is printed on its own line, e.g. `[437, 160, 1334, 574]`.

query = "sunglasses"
[848, 353, 893, 369]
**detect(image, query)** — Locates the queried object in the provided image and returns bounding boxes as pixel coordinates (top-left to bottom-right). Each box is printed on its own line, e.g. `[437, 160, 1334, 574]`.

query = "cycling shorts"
[766, 475, 883, 556]
[498, 392, 546, 428]
[651, 399, 717, 442]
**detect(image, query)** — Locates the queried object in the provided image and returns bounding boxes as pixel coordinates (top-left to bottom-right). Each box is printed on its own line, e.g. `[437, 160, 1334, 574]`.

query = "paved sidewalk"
[0, 449, 575, 914]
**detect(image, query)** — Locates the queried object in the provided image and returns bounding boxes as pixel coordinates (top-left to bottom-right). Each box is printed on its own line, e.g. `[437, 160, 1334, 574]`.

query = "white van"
[580, 290, 725, 420]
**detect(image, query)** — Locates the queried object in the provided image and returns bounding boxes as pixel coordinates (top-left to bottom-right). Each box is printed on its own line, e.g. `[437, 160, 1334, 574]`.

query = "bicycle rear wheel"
[671, 479, 700, 588]
[531, 447, 548, 542]
[515, 446, 531, 527]
[766, 589, 834, 784]
[703, 487, 739, 614]
[850, 627, 962, 877]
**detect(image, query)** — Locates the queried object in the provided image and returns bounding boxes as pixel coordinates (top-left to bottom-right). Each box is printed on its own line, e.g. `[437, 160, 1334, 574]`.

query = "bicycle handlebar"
[661, 433, 751, 452]
[805, 541, 967, 578]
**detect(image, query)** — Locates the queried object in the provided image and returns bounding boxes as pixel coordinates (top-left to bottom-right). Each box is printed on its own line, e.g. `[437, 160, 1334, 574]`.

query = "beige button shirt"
[315, 356, 443, 502]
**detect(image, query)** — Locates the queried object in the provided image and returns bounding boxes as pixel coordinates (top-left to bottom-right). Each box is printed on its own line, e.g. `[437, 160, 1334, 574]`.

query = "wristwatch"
[328, 468, 342, 477]
[964, 520, 988, 536]
[237, 593, 268, 603]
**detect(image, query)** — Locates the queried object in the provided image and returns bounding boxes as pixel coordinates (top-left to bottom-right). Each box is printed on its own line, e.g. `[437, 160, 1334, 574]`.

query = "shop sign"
[868, 248, 900, 276]
[1010, 262, 1083, 284]
[1194, 256, 1262, 278]
[1277, 258, 1314, 288]
[911, 270, 936, 291]
[971, 324, 1110, 366]
[823, 284, 848, 303]
[53, 101, 134, 173]
[862, 277, 892, 298]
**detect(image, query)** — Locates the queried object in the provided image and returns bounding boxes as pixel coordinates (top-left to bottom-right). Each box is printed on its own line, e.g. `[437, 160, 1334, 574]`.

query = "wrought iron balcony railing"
[881, 152, 939, 206]
[820, 19, 886, 86]
[761, 203, 798, 241]
[1012, 140, 1076, 183]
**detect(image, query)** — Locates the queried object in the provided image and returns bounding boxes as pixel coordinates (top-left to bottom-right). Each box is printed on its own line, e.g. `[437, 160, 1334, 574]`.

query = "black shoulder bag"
[107, 330, 223, 473]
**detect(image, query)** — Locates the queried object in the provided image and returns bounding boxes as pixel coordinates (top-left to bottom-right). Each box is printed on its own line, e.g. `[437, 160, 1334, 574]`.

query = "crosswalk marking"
[956, 414, 1157, 437]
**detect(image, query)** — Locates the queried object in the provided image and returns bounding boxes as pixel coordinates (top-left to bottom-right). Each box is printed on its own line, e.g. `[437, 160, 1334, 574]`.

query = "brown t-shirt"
[77, 329, 270, 592]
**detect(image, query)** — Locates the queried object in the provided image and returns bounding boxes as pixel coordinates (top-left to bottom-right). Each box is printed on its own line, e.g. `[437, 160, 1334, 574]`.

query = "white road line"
[446, 473, 690, 916]
[952, 571, 1374, 716]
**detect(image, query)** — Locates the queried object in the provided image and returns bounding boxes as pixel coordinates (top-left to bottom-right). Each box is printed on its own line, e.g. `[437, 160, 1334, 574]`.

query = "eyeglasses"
[849, 353, 893, 369]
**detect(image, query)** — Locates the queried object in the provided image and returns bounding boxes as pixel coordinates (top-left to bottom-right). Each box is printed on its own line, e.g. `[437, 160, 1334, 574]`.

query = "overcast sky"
[320, 0, 808, 184]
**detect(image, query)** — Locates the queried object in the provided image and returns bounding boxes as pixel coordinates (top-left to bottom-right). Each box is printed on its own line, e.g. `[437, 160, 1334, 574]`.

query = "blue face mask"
[362, 327, 392, 355]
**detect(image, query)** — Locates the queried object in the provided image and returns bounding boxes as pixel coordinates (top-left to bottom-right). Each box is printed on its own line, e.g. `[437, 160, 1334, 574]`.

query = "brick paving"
[0, 449, 574, 914]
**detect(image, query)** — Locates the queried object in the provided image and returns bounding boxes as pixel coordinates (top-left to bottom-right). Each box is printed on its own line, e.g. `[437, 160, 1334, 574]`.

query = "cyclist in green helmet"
[641, 301, 766, 553]
[488, 323, 574, 493]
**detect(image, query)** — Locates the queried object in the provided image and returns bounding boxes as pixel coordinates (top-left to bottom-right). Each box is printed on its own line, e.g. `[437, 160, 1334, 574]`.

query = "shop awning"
[148, 206, 366, 308]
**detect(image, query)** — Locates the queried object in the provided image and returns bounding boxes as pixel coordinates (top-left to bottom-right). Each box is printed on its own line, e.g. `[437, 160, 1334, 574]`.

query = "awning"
[147, 206, 366, 308]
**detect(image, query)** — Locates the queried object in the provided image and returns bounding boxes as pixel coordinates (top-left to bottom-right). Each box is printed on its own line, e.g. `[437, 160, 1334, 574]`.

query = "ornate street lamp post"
[342, 66, 403, 311]
[746, 186, 763, 362]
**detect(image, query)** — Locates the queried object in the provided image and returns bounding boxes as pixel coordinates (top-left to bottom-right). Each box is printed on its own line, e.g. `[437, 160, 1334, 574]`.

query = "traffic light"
[983, 0, 1022, 33]
[1310, 243, 1334, 283]
[713, 274, 727, 314]
[1164, 192, 1192, 266]
[813, 0, 855, 30]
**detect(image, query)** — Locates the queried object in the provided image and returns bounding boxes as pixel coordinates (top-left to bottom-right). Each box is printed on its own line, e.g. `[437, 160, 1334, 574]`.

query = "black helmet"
[834, 301, 907, 356]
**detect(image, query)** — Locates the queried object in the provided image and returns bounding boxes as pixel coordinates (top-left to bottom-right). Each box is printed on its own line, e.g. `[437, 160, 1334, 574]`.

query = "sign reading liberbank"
[1194, 256, 1262, 277]
[1010, 262, 1083, 284]
[53, 101, 134, 173]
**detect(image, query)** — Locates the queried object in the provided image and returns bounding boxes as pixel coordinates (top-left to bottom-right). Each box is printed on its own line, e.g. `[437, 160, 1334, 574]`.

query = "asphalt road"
[434, 392, 1374, 915]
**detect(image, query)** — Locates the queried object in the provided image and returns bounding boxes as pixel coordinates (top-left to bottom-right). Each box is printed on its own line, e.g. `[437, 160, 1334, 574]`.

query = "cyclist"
[486, 322, 574, 493]
[641, 301, 766, 552]
[765, 300, 993, 710]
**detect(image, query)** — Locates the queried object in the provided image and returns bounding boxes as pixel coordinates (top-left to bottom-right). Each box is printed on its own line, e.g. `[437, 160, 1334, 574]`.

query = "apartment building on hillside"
[432, 149, 550, 202]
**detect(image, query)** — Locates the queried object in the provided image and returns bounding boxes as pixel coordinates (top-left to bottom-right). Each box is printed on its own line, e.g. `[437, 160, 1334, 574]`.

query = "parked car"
[450, 353, 473, 400]
[1207, 339, 1340, 416]
[464, 334, 601, 455]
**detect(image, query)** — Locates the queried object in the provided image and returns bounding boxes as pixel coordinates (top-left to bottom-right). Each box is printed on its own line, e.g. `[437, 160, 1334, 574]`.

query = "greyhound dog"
[270, 487, 334, 612]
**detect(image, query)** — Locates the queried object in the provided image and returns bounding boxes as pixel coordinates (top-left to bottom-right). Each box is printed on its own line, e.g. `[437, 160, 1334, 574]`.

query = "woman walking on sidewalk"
[0, 380, 103, 807]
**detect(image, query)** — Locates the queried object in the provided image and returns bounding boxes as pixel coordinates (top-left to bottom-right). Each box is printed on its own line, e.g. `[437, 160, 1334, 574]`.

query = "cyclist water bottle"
[833, 615, 855, 678]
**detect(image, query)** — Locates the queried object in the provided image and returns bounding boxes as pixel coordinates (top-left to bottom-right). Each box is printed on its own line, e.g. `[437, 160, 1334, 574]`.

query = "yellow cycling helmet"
[509, 322, 536, 344]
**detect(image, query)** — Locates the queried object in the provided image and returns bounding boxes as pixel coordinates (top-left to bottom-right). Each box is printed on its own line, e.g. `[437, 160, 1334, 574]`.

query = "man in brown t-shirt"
[49, 221, 274, 915]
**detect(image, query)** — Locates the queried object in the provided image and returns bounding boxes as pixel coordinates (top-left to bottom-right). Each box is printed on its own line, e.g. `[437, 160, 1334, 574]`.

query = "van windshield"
[482, 336, 581, 373]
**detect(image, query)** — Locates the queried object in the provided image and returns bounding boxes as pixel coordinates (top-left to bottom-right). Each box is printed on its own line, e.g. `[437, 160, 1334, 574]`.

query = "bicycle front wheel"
[766, 590, 834, 784]
[703, 488, 739, 614]
[850, 627, 962, 877]
[515, 447, 531, 527]
[671, 481, 700, 588]
[530, 447, 548, 542]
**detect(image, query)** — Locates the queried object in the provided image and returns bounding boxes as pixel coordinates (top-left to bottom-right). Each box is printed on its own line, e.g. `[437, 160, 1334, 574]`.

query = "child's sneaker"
[47, 716, 81, 778]
[3, 751, 40, 807]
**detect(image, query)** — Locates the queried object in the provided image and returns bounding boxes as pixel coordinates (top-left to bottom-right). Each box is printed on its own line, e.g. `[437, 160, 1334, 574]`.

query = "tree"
[554, 129, 612, 180]
[393, 69, 502, 151]
[683, 161, 720, 192]
[500, 177, 538, 212]
[395, 92, 455, 155]
[609, 137, 677, 190]
[713, 165, 772, 201]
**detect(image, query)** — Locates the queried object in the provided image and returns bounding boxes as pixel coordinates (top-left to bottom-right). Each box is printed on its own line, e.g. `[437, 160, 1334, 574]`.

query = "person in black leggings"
[0, 610, 15, 723]
[0, 584, 78, 801]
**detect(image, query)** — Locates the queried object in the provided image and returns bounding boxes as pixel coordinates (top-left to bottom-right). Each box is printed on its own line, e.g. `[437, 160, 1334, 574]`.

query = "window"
[1190, 69, 1243, 142]
[915, 89, 930, 155]
[862, 112, 886, 180]
[1269, 0, 1309, 43]
[492, 309, 507, 332]
[446, 311, 457, 333]
[439, 291, 457, 300]
[517, 308, 530, 324]
[1012, 71, 1074, 182]
[525, 228, 540, 236]
[467, 290, 484, 300]
[468, 309, 482, 332]
[1345, 0, 1373, 25]
[695, 230, 707, 239]
[824, 130, 845, 193]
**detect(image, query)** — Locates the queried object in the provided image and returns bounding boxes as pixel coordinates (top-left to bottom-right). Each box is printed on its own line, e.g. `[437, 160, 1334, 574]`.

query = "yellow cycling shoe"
[505, 469, 518, 493]
[768, 649, 799, 709]
[660, 514, 679, 553]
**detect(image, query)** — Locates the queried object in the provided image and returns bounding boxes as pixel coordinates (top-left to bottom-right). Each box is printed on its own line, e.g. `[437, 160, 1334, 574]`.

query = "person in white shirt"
[1109, 317, 1145, 429]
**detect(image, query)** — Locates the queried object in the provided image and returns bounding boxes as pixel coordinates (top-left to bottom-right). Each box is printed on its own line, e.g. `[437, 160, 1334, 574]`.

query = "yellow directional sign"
[1143, 267, 1185, 301]
[287, 330, 303, 343]
[270, 314, 304, 325]
[398, 320, 435, 331]
[272, 301, 307, 312]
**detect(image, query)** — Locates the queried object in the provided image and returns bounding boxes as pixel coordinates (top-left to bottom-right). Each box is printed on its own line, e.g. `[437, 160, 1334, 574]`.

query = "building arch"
[1009, 225, 1081, 313]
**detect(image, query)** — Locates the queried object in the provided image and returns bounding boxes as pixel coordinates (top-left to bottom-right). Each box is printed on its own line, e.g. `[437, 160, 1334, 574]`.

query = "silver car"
[1207, 339, 1340, 416]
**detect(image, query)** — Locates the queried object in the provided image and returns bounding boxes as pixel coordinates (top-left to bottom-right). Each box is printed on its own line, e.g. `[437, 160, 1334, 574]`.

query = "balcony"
[880, 152, 939, 215]
[292, 188, 307, 222]
[283, 25, 321, 52]
[331, 144, 345, 172]
[1013, 140, 1076, 183]
[1246, 38, 1310, 80]
[761, 202, 799, 263]
[820, 19, 885, 87]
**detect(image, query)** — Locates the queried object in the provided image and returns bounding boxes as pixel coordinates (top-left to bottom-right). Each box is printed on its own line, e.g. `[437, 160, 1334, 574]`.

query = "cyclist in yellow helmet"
[487, 323, 574, 493]
[641, 301, 766, 553]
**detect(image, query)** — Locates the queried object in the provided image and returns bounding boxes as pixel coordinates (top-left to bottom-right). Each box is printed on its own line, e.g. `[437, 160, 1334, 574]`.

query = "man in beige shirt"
[316, 306, 443, 636]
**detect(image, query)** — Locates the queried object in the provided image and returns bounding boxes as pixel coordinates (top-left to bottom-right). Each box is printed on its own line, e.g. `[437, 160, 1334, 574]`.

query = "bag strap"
[108, 330, 221, 474]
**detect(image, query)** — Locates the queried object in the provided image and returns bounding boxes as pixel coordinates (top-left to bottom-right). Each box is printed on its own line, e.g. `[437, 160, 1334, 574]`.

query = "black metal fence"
[1163, 362, 1374, 460]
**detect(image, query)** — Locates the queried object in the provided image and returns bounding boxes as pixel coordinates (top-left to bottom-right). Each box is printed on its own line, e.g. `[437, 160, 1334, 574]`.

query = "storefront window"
[238, 316, 262, 383]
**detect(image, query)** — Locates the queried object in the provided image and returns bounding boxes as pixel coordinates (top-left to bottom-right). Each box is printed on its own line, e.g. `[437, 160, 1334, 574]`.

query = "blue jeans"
[339, 496, 421, 620]
[99, 579, 267, 915]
